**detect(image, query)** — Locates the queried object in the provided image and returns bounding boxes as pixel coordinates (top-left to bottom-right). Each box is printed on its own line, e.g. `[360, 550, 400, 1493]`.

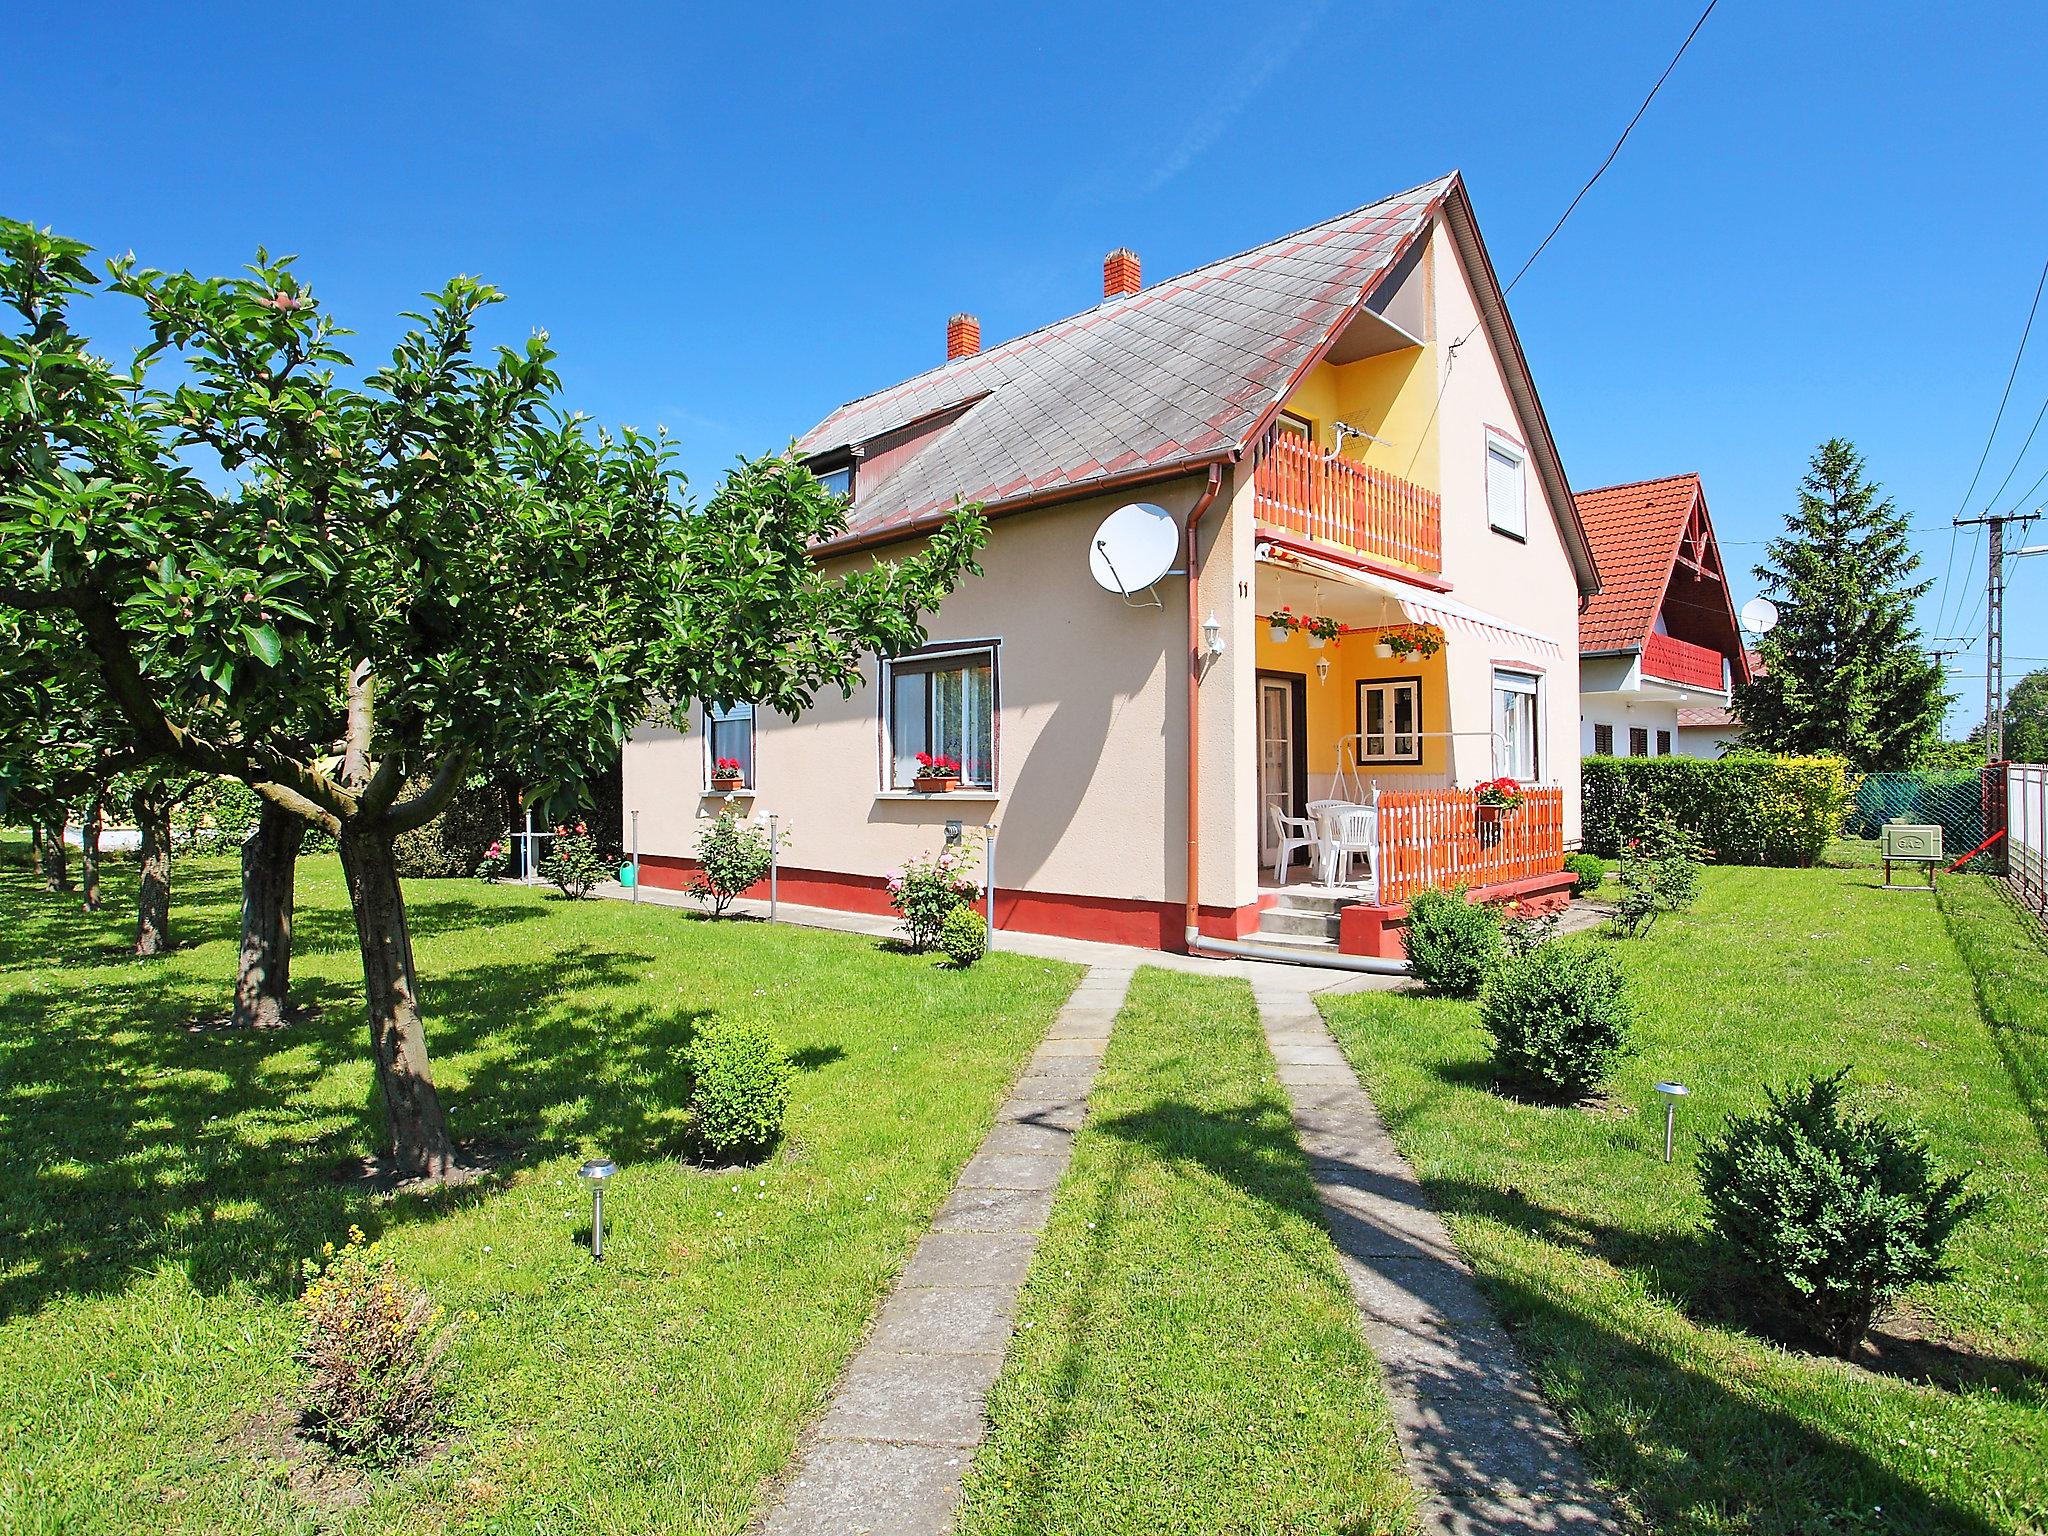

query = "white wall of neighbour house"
[1580, 694, 1681, 757]
[620, 470, 1253, 919]
[1676, 723, 1744, 759]
[1423, 221, 1586, 842]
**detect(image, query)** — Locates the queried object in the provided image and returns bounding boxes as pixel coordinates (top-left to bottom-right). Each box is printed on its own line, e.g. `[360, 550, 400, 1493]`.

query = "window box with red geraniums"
[1473, 777, 1525, 825]
[710, 757, 746, 790]
[913, 753, 962, 794]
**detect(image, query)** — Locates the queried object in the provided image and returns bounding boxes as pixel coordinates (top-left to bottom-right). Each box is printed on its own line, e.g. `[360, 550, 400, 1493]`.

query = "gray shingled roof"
[798, 174, 1457, 545]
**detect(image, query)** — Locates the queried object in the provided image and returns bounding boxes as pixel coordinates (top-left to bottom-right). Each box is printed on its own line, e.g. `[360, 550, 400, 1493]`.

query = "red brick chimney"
[946, 313, 981, 360]
[1103, 247, 1141, 299]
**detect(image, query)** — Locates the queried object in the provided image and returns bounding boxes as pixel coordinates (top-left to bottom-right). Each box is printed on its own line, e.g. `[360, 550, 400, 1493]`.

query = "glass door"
[1258, 677, 1297, 872]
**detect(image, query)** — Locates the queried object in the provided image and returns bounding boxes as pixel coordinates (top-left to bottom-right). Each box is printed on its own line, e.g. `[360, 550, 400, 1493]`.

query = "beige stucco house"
[622, 172, 1599, 957]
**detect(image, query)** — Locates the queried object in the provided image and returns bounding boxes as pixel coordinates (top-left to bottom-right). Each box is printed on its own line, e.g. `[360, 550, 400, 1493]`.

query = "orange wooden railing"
[1253, 430, 1442, 573]
[1641, 631, 1727, 691]
[1376, 785, 1565, 904]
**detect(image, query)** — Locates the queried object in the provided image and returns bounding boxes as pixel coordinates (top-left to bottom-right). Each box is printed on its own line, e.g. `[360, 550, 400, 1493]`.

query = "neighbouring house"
[622, 172, 1598, 958]
[1676, 701, 1747, 758]
[1575, 473, 1750, 762]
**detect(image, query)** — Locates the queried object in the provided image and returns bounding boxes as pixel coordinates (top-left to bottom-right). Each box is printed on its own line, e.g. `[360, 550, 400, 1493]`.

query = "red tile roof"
[1677, 704, 1742, 730]
[1574, 474, 1703, 653]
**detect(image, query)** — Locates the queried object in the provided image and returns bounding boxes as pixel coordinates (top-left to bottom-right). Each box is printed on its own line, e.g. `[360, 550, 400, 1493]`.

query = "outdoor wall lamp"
[578, 1156, 617, 1259]
[1201, 610, 1225, 657]
[1653, 1082, 1688, 1163]
[1315, 654, 1331, 685]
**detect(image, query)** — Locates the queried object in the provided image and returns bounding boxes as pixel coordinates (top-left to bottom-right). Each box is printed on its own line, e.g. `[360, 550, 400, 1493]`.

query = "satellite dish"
[1089, 502, 1179, 601]
[1739, 597, 1779, 636]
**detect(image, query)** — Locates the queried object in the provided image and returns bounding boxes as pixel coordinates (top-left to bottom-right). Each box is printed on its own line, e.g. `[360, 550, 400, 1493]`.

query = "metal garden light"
[578, 1156, 617, 1259]
[1654, 1082, 1688, 1163]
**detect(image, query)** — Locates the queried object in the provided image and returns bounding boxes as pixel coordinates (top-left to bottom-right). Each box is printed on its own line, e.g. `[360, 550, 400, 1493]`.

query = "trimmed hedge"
[1581, 753, 1855, 867]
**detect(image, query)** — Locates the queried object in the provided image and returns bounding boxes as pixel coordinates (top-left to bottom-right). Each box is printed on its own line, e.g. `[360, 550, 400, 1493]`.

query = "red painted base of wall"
[1338, 869, 1579, 961]
[635, 855, 1267, 953]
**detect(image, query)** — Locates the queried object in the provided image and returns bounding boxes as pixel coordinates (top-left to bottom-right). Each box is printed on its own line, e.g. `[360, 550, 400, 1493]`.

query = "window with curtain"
[1493, 669, 1541, 780]
[706, 701, 754, 785]
[885, 647, 996, 788]
[1356, 678, 1423, 764]
[1485, 432, 1527, 539]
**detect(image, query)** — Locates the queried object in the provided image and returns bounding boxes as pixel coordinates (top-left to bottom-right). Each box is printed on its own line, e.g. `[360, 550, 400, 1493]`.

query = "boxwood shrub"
[1581, 752, 1856, 866]
[1403, 886, 1501, 998]
[1479, 939, 1633, 1096]
[1562, 852, 1606, 895]
[688, 1018, 793, 1159]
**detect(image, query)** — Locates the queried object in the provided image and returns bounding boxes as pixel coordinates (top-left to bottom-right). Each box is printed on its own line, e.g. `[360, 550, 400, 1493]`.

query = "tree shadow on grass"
[1937, 876, 2048, 1163]
[1008, 1081, 2022, 1536]
[0, 908, 719, 1321]
[0, 859, 245, 971]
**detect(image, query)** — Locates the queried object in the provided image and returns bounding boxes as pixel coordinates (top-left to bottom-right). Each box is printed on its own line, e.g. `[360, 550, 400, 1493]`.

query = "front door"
[1257, 673, 1307, 873]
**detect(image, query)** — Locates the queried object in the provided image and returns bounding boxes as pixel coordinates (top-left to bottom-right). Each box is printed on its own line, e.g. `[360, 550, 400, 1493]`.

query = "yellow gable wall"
[1281, 345, 1441, 494]
[1252, 621, 1452, 787]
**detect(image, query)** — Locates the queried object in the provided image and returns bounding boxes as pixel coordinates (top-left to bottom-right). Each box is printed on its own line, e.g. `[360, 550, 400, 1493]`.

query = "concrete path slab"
[753, 964, 1136, 1536]
[1251, 979, 1623, 1535]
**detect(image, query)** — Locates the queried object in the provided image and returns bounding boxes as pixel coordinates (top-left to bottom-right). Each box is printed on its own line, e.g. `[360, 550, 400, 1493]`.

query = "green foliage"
[391, 776, 503, 878]
[888, 843, 979, 952]
[1735, 439, 1947, 768]
[539, 823, 607, 899]
[687, 1018, 793, 1159]
[1479, 939, 1633, 1096]
[171, 777, 261, 853]
[1402, 886, 1501, 998]
[688, 812, 772, 917]
[1562, 852, 1606, 896]
[1914, 738, 1986, 772]
[940, 901, 988, 967]
[476, 839, 509, 881]
[1581, 752, 1856, 866]
[1698, 1070, 1989, 1358]
[1982, 665, 2048, 762]
[1613, 810, 1705, 938]
[297, 1225, 453, 1461]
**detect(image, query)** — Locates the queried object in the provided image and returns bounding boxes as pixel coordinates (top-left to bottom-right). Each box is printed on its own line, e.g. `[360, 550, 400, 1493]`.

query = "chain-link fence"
[1844, 769, 1998, 869]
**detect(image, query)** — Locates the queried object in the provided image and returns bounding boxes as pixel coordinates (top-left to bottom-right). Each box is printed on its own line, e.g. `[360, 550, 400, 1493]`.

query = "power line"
[1935, 252, 2048, 635]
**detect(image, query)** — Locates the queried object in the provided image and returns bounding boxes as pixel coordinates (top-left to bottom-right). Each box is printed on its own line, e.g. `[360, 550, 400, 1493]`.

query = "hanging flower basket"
[1266, 605, 1297, 644]
[1304, 614, 1343, 651]
[1377, 623, 1445, 661]
[913, 753, 962, 793]
[1375, 641, 1395, 659]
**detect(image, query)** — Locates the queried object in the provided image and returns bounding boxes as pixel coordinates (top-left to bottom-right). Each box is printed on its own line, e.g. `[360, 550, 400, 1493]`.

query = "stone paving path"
[1252, 978, 1624, 1535]
[754, 964, 1136, 1536]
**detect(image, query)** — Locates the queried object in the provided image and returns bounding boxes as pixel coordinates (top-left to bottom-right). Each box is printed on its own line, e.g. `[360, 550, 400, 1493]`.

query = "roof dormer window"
[816, 463, 853, 500]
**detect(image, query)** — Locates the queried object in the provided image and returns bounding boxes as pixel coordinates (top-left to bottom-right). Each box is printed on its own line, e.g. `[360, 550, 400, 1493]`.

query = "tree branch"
[384, 748, 471, 834]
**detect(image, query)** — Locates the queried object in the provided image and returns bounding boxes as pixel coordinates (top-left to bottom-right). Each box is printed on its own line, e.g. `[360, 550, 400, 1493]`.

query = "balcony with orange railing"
[1375, 785, 1565, 904]
[1641, 631, 1729, 692]
[1252, 430, 1442, 574]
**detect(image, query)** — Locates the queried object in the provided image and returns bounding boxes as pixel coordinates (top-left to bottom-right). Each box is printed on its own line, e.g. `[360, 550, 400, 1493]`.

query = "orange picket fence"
[1376, 786, 1565, 904]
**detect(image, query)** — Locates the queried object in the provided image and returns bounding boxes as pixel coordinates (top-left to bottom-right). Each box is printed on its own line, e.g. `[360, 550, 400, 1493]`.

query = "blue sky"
[11, 1, 2047, 732]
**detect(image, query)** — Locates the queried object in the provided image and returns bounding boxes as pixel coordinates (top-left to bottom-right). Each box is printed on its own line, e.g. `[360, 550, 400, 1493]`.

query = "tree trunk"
[30, 823, 43, 877]
[133, 790, 172, 956]
[233, 799, 304, 1028]
[42, 811, 71, 893]
[339, 826, 457, 1181]
[79, 793, 104, 913]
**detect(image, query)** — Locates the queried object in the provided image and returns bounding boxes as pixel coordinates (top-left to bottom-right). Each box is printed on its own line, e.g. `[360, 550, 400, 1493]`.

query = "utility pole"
[1957, 509, 2041, 760]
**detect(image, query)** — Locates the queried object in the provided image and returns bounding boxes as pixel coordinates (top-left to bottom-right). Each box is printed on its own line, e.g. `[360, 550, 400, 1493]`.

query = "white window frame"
[703, 700, 756, 788]
[1492, 667, 1543, 781]
[1485, 429, 1528, 540]
[1355, 677, 1424, 765]
[816, 464, 853, 500]
[881, 642, 999, 790]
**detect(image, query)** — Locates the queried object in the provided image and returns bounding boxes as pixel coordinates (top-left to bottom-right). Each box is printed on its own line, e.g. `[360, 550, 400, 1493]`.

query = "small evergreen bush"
[887, 843, 979, 951]
[1698, 1070, 1989, 1358]
[688, 812, 773, 917]
[297, 1226, 453, 1461]
[1479, 939, 1633, 1096]
[1403, 886, 1501, 997]
[1563, 852, 1606, 896]
[540, 822, 608, 899]
[940, 901, 988, 967]
[688, 1018, 793, 1158]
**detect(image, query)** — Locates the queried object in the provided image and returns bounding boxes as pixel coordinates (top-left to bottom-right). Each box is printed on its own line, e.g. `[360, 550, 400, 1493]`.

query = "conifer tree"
[1736, 440, 1946, 767]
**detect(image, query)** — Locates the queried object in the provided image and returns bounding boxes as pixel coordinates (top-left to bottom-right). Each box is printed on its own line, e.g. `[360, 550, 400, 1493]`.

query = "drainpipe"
[1180, 461, 1410, 977]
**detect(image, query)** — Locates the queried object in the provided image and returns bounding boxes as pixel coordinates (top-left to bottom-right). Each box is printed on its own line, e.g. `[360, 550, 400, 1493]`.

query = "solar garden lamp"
[1653, 1082, 1688, 1163]
[578, 1157, 617, 1259]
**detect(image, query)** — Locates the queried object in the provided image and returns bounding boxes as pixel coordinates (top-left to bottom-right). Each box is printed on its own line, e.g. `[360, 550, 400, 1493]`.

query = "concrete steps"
[1254, 886, 1374, 952]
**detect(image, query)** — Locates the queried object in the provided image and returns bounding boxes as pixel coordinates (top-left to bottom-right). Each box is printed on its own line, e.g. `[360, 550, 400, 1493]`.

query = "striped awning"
[1255, 542, 1565, 658]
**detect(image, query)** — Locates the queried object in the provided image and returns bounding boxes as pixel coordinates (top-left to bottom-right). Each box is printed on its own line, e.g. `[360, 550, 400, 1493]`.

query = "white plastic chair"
[1267, 804, 1321, 885]
[1325, 806, 1379, 890]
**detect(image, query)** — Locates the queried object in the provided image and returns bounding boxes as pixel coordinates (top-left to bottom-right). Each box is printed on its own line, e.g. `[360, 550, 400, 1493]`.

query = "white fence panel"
[2008, 763, 2048, 919]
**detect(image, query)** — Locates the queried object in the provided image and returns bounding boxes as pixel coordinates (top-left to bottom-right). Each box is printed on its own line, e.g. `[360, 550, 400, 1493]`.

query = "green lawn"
[0, 839, 1080, 1535]
[1321, 865, 2048, 1535]
[956, 968, 1412, 1536]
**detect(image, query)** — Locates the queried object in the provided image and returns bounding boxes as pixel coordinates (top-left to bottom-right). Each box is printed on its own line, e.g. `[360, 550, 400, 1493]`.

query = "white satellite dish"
[1739, 597, 1780, 636]
[1089, 501, 1179, 604]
